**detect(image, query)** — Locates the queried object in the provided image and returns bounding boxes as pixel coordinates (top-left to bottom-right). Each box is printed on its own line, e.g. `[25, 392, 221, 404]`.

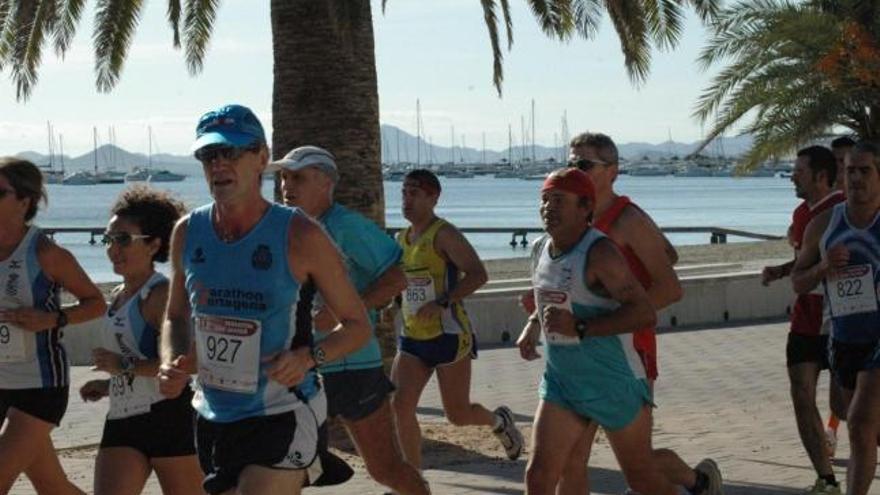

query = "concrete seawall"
[61, 263, 795, 365]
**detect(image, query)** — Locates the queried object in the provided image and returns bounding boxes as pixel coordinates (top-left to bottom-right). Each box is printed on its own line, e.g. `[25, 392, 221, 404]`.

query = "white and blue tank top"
[821, 203, 880, 342]
[532, 229, 647, 385]
[183, 203, 317, 423]
[102, 272, 167, 419]
[0, 226, 66, 390]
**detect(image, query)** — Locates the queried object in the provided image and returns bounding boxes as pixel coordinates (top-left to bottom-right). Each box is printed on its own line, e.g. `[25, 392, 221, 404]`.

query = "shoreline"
[82, 239, 792, 301]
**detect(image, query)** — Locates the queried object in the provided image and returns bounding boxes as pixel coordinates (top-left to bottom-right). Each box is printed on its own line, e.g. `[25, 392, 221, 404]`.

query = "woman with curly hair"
[80, 185, 204, 494]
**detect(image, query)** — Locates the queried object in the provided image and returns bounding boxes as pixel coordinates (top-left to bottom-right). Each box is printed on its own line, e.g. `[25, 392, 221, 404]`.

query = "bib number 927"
[205, 335, 242, 363]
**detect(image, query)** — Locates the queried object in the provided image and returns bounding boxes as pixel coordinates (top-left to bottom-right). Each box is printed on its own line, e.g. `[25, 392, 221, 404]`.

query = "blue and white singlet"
[183, 203, 317, 423]
[821, 203, 880, 343]
[0, 226, 66, 390]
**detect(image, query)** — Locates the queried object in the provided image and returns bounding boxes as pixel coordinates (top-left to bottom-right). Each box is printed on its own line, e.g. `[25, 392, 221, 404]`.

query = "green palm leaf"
[93, 0, 146, 92]
[183, 0, 220, 75]
[53, 0, 87, 56]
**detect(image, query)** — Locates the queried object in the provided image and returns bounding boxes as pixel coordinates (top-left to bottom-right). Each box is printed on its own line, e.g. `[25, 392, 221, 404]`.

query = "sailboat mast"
[416, 99, 421, 167]
[93, 127, 98, 174]
[508, 124, 512, 167]
[531, 99, 536, 163]
[59, 134, 65, 174]
[482, 132, 486, 165]
[148, 126, 153, 169]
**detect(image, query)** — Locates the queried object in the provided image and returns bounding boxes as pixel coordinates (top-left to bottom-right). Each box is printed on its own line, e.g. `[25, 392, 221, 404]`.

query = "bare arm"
[435, 224, 488, 302]
[37, 237, 106, 325]
[584, 239, 656, 336]
[361, 265, 407, 309]
[619, 209, 682, 310]
[93, 282, 168, 377]
[791, 210, 833, 294]
[160, 217, 194, 365]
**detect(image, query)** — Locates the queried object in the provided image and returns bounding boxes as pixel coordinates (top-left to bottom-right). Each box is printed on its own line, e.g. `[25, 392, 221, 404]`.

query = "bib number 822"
[836, 279, 863, 298]
[205, 335, 242, 363]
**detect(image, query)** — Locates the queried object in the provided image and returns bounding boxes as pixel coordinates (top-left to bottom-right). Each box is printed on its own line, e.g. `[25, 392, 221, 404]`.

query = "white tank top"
[102, 272, 167, 419]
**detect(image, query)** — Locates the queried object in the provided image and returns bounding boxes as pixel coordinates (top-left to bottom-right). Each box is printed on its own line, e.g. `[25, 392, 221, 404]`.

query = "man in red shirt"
[763, 145, 844, 494]
[541, 132, 722, 495]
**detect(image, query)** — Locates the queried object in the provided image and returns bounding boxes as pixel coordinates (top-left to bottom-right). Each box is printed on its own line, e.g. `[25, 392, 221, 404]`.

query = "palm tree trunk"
[270, 1, 397, 380]
[270, 0, 384, 225]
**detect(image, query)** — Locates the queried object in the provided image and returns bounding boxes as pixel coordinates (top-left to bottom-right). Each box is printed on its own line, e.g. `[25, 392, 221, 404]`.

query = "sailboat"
[40, 123, 64, 184]
[62, 128, 99, 185]
[126, 127, 185, 183]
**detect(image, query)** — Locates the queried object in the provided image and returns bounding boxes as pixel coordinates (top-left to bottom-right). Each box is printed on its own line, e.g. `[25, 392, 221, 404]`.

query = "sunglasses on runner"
[194, 144, 260, 164]
[101, 232, 152, 247]
[567, 158, 609, 170]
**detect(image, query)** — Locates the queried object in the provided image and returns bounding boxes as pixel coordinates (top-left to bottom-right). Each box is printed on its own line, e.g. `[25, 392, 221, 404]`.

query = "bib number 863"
[837, 279, 863, 298]
[205, 335, 242, 363]
[406, 287, 427, 303]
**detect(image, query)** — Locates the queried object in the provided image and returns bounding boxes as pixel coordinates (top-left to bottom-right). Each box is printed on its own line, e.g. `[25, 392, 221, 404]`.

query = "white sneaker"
[492, 406, 524, 460]
[694, 458, 724, 495]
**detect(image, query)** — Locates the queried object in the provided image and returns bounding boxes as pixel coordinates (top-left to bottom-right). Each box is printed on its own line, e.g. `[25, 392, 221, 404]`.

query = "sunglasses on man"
[101, 232, 152, 247]
[567, 158, 610, 170]
[194, 144, 260, 164]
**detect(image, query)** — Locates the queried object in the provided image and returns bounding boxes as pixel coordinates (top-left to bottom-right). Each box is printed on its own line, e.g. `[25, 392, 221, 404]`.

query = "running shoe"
[694, 458, 724, 495]
[804, 479, 842, 495]
[492, 405, 524, 460]
[825, 427, 837, 459]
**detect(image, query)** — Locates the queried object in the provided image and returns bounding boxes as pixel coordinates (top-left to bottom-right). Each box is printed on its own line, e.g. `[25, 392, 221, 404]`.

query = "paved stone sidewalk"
[12, 320, 880, 494]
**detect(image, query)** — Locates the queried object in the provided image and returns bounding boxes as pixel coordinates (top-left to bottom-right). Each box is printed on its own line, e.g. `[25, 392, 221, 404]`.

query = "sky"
[0, 0, 730, 157]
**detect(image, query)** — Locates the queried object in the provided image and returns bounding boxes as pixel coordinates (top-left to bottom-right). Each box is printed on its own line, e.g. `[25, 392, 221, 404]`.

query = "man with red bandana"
[520, 167, 680, 494]
[521, 133, 723, 495]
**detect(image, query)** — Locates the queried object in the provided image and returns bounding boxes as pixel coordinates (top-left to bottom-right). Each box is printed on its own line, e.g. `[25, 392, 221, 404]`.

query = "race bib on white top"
[0, 323, 27, 363]
[535, 288, 580, 346]
[402, 274, 436, 318]
[107, 373, 154, 419]
[827, 264, 879, 317]
[195, 314, 262, 394]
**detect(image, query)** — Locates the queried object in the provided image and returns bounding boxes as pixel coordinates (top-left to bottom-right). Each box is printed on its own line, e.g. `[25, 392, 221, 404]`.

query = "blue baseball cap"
[191, 104, 266, 153]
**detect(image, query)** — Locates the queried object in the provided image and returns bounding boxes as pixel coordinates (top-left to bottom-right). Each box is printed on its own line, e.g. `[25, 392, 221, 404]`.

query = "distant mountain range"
[379, 125, 753, 164]
[14, 125, 753, 175]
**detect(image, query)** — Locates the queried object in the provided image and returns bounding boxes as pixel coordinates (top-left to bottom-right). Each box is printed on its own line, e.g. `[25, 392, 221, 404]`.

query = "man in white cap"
[274, 145, 430, 495]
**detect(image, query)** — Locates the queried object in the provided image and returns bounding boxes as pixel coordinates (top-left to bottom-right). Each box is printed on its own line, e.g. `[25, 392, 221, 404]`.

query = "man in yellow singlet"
[392, 169, 524, 471]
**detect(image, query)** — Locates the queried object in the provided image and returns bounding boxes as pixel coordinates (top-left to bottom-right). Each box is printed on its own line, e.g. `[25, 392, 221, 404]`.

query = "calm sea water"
[38, 175, 799, 282]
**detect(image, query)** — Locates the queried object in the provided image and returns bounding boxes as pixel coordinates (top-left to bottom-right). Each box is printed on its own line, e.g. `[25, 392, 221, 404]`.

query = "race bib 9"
[107, 373, 153, 419]
[0, 323, 28, 363]
[195, 314, 262, 394]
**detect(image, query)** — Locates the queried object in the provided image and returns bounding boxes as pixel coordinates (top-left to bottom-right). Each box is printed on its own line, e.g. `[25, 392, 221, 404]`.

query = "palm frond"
[687, 0, 721, 22]
[53, 0, 87, 56]
[94, 0, 146, 92]
[643, 0, 684, 50]
[6, 0, 54, 100]
[604, 0, 651, 84]
[571, 0, 603, 39]
[499, 0, 513, 49]
[479, 0, 505, 96]
[183, 0, 220, 75]
[168, 0, 182, 48]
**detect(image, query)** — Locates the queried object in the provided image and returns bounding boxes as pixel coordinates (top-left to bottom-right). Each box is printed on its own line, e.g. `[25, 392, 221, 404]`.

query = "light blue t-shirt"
[313, 203, 402, 373]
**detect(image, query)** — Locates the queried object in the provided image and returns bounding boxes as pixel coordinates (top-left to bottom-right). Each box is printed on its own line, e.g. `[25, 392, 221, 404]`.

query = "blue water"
[38, 175, 799, 282]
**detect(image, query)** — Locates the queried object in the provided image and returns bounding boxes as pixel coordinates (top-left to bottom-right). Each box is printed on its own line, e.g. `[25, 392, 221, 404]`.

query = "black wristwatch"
[55, 310, 68, 329]
[311, 345, 327, 366]
[435, 294, 450, 309]
[575, 320, 588, 340]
